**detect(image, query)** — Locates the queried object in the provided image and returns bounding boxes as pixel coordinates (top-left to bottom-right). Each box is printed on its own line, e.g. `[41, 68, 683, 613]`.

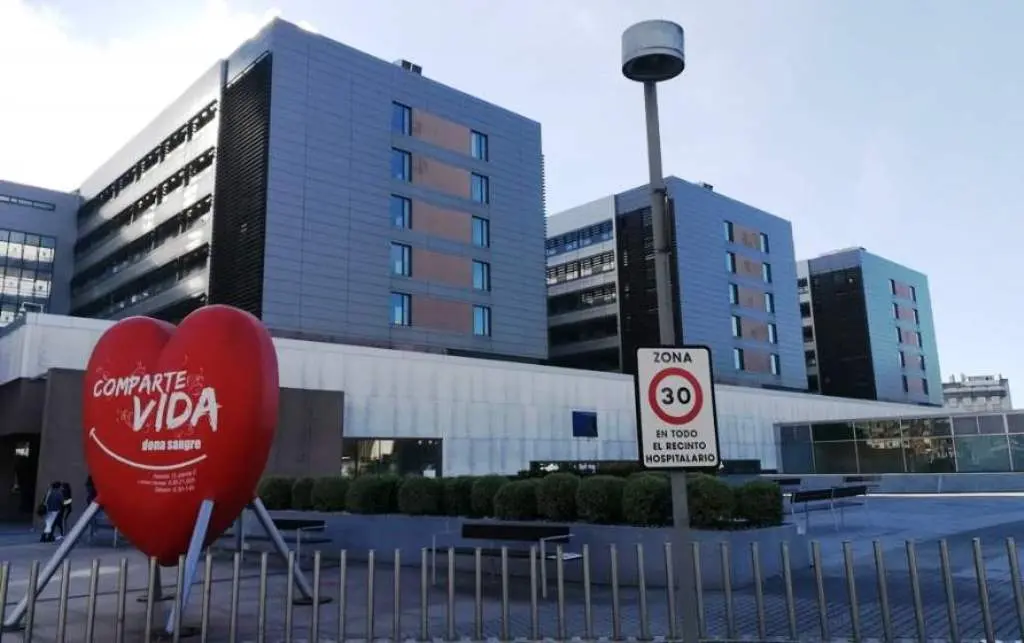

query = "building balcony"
[548, 303, 618, 329]
[106, 268, 208, 320]
[546, 270, 615, 298]
[549, 334, 620, 358]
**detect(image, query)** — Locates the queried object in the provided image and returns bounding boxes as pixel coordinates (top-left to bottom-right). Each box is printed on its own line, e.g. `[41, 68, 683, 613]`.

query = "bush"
[493, 479, 540, 520]
[595, 462, 646, 477]
[345, 474, 400, 514]
[622, 474, 672, 526]
[397, 477, 442, 515]
[687, 474, 736, 528]
[537, 473, 579, 521]
[733, 480, 783, 527]
[291, 477, 315, 511]
[576, 475, 627, 524]
[470, 475, 509, 517]
[257, 476, 294, 510]
[441, 476, 475, 516]
[310, 477, 348, 511]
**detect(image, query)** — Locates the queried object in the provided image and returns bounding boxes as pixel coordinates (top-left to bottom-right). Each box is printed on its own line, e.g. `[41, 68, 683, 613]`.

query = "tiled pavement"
[4, 496, 1024, 641]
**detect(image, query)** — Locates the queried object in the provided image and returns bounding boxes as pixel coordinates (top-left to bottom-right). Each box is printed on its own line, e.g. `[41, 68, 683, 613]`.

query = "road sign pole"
[642, 82, 701, 643]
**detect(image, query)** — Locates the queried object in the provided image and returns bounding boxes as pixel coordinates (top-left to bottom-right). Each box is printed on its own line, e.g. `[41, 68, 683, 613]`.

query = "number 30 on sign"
[635, 346, 721, 470]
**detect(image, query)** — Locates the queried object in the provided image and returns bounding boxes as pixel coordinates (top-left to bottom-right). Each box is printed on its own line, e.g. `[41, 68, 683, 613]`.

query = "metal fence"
[2, 536, 1024, 642]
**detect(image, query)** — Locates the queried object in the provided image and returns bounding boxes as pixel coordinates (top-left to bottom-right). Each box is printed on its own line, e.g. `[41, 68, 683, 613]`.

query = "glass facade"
[0, 229, 56, 326]
[779, 411, 1024, 474]
[341, 438, 442, 477]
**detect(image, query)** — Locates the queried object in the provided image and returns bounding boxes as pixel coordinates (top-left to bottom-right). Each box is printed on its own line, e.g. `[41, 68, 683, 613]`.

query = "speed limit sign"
[635, 346, 720, 469]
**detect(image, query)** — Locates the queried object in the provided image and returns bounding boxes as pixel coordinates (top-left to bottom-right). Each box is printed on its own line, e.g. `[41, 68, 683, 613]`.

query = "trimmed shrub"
[470, 475, 509, 517]
[537, 473, 580, 521]
[734, 480, 783, 527]
[622, 474, 672, 526]
[687, 474, 735, 529]
[397, 476, 442, 516]
[493, 479, 540, 520]
[441, 476, 476, 516]
[310, 477, 349, 511]
[345, 474, 400, 514]
[257, 476, 294, 510]
[291, 477, 315, 511]
[595, 462, 646, 478]
[576, 475, 627, 524]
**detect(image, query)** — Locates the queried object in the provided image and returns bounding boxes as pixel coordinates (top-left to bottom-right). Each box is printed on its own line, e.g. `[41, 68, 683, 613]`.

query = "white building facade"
[0, 314, 937, 474]
[943, 374, 1013, 413]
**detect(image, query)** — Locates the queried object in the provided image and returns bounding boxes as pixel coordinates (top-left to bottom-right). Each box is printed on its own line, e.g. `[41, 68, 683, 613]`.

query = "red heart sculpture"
[82, 305, 279, 566]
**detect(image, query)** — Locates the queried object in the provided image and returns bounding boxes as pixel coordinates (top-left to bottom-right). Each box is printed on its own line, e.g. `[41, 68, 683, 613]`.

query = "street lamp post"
[622, 20, 701, 643]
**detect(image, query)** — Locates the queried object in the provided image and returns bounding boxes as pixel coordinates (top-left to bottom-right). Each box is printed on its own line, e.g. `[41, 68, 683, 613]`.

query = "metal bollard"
[781, 542, 798, 642]
[393, 549, 402, 643]
[873, 540, 893, 643]
[420, 548, 429, 641]
[973, 538, 995, 643]
[692, 540, 706, 640]
[257, 552, 269, 643]
[939, 539, 960, 643]
[228, 552, 241, 643]
[23, 561, 39, 640]
[115, 558, 128, 643]
[446, 547, 455, 641]
[284, 550, 295, 643]
[905, 540, 927, 643]
[610, 544, 621, 641]
[144, 557, 157, 639]
[55, 559, 71, 643]
[529, 546, 540, 640]
[501, 547, 511, 641]
[663, 542, 677, 641]
[843, 541, 861, 642]
[85, 559, 100, 643]
[338, 550, 348, 642]
[172, 554, 186, 643]
[812, 541, 830, 641]
[474, 548, 483, 641]
[720, 541, 735, 641]
[751, 542, 766, 641]
[1008, 537, 1024, 642]
[636, 543, 649, 642]
[367, 550, 376, 642]
[0, 562, 8, 642]
[311, 551, 322, 643]
[200, 553, 213, 643]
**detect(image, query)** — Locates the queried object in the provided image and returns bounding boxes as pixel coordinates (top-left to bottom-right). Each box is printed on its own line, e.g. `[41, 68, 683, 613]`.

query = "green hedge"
[470, 475, 509, 517]
[346, 474, 400, 514]
[255, 470, 784, 531]
[576, 475, 626, 524]
[493, 479, 539, 520]
[291, 477, 316, 511]
[537, 473, 579, 521]
[311, 477, 348, 511]
[397, 477, 442, 515]
[258, 476, 293, 510]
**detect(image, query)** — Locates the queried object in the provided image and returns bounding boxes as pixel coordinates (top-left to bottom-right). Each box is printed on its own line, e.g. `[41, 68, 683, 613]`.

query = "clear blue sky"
[2, 0, 1022, 399]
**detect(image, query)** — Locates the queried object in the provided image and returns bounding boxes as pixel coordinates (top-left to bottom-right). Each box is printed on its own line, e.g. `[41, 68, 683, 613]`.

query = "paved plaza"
[3, 496, 1024, 641]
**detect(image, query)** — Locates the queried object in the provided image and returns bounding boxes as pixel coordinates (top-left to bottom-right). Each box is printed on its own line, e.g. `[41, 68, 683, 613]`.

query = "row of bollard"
[2, 537, 1024, 641]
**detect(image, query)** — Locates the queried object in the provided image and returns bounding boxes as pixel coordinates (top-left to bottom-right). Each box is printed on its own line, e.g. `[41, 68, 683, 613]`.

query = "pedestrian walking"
[39, 481, 63, 542]
[57, 481, 73, 538]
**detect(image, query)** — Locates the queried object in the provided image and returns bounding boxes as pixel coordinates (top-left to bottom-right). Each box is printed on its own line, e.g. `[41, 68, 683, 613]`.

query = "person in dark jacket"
[56, 481, 73, 538]
[40, 482, 63, 542]
[85, 476, 97, 543]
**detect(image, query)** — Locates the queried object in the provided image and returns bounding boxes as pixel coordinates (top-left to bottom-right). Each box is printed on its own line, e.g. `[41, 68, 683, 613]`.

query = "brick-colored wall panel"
[899, 328, 920, 346]
[895, 303, 917, 322]
[735, 255, 764, 279]
[412, 156, 470, 198]
[732, 223, 763, 251]
[735, 284, 765, 311]
[413, 201, 472, 243]
[413, 296, 471, 333]
[412, 110, 471, 155]
[741, 317, 770, 342]
[893, 280, 915, 300]
[743, 349, 773, 374]
[413, 248, 472, 287]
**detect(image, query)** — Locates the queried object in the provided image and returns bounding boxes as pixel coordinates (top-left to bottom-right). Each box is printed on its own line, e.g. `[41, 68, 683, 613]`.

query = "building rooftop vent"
[394, 59, 423, 75]
[699, 182, 714, 191]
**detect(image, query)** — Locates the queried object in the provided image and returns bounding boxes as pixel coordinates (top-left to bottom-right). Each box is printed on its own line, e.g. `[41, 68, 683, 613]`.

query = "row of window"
[899, 351, 926, 371]
[733, 348, 782, 376]
[546, 251, 616, 285]
[388, 195, 491, 247]
[548, 284, 617, 316]
[723, 221, 770, 253]
[892, 302, 920, 325]
[390, 149, 491, 204]
[901, 375, 930, 396]
[391, 102, 490, 162]
[78, 101, 217, 221]
[0, 230, 56, 265]
[898, 328, 923, 347]
[390, 292, 492, 336]
[545, 220, 614, 257]
[0, 193, 57, 212]
[729, 282, 776, 314]
[731, 315, 779, 344]
[726, 252, 772, 283]
[890, 279, 918, 301]
[389, 243, 492, 291]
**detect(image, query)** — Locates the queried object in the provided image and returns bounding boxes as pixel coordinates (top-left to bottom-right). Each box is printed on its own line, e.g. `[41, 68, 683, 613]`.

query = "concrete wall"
[258, 20, 547, 360]
[615, 178, 807, 391]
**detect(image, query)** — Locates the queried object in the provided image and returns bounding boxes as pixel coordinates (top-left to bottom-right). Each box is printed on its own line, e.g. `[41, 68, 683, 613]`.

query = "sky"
[1, 0, 1022, 398]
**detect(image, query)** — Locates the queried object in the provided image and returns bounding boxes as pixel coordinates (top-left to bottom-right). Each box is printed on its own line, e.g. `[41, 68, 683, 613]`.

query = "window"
[889, 279, 897, 295]
[761, 263, 773, 283]
[728, 283, 739, 305]
[473, 260, 491, 291]
[391, 102, 411, 135]
[390, 243, 411, 276]
[572, 411, 598, 438]
[892, 302, 900, 318]
[902, 375, 909, 393]
[915, 331, 923, 347]
[759, 233, 770, 253]
[799, 302, 811, 318]
[899, 351, 906, 368]
[473, 305, 491, 336]
[471, 173, 490, 203]
[922, 378, 929, 395]
[472, 216, 490, 247]
[726, 252, 736, 273]
[390, 292, 411, 326]
[731, 315, 741, 338]
[913, 308, 920, 325]
[471, 131, 489, 161]
[768, 323, 778, 344]
[896, 327, 904, 343]
[733, 348, 745, 370]
[764, 292, 775, 314]
[910, 285, 918, 302]
[918, 354, 926, 370]
[770, 354, 781, 376]
[724, 221, 734, 242]
[390, 195, 411, 228]
[797, 277, 808, 292]
[391, 148, 411, 181]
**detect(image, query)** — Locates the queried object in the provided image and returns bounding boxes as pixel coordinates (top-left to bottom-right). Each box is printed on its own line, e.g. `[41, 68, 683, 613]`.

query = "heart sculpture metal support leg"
[2, 501, 102, 631]
[159, 499, 214, 639]
[249, 498, 331, 605]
